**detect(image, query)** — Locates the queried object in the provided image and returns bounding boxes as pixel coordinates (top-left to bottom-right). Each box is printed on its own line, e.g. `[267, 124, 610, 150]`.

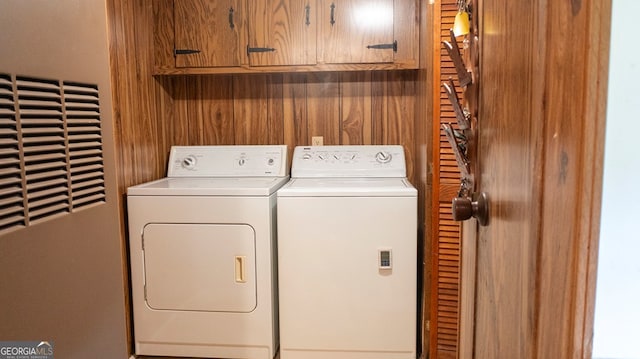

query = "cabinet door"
[247, 0, 317, 66]
[318, 0, 395, 64]
[174, 0, 241, 68]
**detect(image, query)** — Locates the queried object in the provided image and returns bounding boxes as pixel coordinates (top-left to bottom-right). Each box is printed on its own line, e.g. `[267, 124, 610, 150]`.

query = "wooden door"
[174, 0, 242, 68]
[464, 0, 612, 358]
[247, 0, 317, 66]
[318, 0, 395, 64]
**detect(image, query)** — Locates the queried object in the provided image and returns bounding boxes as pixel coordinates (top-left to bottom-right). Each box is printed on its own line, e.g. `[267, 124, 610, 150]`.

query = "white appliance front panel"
[291, 145, 407, 178]
[277, 195, 417, 358]
[168, 145, 288, 177]
[127, 195, 279, 359]
[143, 223, 256, 313]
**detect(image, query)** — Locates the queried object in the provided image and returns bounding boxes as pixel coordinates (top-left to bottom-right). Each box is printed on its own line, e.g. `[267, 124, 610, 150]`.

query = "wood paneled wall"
[156, 72, 419, 183]
[107, 0, 431, 356]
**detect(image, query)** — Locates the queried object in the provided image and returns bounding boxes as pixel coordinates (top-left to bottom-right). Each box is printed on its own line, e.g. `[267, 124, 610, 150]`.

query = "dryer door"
[142, 223, 257, 313]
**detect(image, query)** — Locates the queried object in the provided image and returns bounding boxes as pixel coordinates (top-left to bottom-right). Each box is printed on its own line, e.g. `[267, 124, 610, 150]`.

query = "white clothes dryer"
[277, 145, 417, 359]
[127, 145, 288, 359]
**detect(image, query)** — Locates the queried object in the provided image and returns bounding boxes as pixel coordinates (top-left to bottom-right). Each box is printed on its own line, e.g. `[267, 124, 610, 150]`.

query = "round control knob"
[238, 158, 246, 166]
[302, 153, 312, 160]
[267, 158, 275, 166]
[375, 151, 392, 164]
[181, 155, 197, 170]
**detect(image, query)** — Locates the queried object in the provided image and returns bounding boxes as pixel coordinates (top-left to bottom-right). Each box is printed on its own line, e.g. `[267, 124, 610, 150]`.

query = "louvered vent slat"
[71, 170, 104, 182]
[27, 177, 68, 192]
[0, 212, 26, 226]
[25, 169, 67, 182]
[28, 203, 69, 223]
[0, 73, 26, 233]
[0, 155, 19, 166]
[0, 186, 22, 198]
[63, 81, 105, 209]
[23, 151, 66, 163]
[68, 141, 102, 150]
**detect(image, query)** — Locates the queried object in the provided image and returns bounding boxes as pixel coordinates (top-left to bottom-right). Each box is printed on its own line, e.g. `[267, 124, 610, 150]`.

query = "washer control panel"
[168, 145, 288, 177]
[291, 145, 407, 178]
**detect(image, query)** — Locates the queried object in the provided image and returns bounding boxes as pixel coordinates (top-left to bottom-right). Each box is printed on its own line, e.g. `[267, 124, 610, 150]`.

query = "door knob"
[452, 192, 489, 226]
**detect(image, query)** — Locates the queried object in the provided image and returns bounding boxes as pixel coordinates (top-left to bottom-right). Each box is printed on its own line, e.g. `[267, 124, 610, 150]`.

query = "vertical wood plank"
[169, 76, 193, 146]
[474, 0, 543, 357]
[394, 0, 420, 67]
[371, 71, 388, 145]
[283, 73, 308, 161]
[197, 76, 235, 145]
[233, 75, 269, 144]
[267, 74, 285, 145]
[386, 70, 416, 184]
[247, 0, 317, 66]
[152, 0, 175, 72]
[535, 1, 611, 358]
[417, 1, 435, 357]
[340, 72, 371, 145]
[306, 72, 340, 145]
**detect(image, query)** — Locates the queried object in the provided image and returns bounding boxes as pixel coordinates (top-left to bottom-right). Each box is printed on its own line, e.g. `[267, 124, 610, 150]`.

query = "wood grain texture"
[394, 0, 420, 68]
[416, 1, 435, 356]
[248, 0, 317, 66]
[174, 0, 242, 67]
[153, 0, 175, 71]
[318, 0, 395, 64]
[474, 0, 542, 356]
[153, 0, 419, 74]
[472, 0, 611, 358]
[535, 0, 611, 358]
[340, 72, 372, 145]
[306, 72, 341, 144]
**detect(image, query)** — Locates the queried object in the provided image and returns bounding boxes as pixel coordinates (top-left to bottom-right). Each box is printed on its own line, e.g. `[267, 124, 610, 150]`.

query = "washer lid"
[277, 178, 417, 197]
[128, 176, 290, 196]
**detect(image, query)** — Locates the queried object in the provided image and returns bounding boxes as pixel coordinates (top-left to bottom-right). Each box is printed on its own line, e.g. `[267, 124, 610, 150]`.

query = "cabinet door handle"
[247, 45, 277, 54]
[228, 7, 235, 29]
[174, 49, 201, 55]
[305, 4, 311, 26]
[366, 41, 398, 52]
[330, 3, 335, 26]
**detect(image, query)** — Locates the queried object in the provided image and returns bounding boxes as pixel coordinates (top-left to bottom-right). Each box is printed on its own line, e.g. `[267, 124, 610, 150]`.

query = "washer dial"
[181, 155, 197, 170]
[375, 151, 392, 164]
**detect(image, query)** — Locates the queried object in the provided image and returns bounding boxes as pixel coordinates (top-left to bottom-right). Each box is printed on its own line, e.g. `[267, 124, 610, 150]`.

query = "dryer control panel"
[291, 145, 407, 178]
[168, 145, 288, 177]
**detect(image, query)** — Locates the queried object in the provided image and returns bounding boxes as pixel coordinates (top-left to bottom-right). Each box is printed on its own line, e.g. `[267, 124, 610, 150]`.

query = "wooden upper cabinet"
[174, 0, 242, 68]
[152, 0, 418, 74]
[318, 0, 395, 64]
[247, 0, 317, 66]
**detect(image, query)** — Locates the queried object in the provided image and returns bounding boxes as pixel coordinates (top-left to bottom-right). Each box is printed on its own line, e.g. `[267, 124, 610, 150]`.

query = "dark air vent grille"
[0, 74, 26, 232]
[0, 73, 107, 235]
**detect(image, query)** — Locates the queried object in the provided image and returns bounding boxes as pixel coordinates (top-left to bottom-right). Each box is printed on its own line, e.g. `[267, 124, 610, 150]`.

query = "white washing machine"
[277, 145, 417, 359]
[127, 145, 288, 359]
